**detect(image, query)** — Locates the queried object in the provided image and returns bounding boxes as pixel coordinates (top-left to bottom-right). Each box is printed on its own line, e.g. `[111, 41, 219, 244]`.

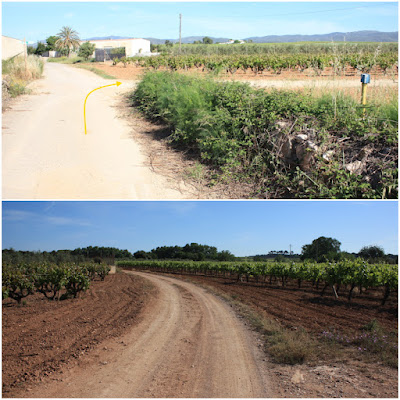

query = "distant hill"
[31, 30, 398, 48]
[245, 30, 398, 43]
[148, 30, 398, 44]
[84, 36, 134, 41]
[145, 36, 230, 45]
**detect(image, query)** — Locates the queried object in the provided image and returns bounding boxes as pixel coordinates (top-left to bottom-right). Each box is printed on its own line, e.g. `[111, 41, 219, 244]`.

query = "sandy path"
[2, 62, 190, 199]
[22, 271, 270, 398]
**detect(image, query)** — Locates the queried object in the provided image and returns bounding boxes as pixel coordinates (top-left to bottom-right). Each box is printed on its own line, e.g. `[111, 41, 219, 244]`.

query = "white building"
[220, 39, 246, 45]
[83, 38, 151, 57]
[2, 35, 26, 60]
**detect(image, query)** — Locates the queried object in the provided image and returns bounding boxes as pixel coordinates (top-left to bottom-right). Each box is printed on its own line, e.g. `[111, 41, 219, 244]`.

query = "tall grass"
[2, 55, 44, 80]
[2, 55, 44, 98]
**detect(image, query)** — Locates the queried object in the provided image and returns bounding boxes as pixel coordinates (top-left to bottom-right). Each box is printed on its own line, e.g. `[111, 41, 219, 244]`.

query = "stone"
[346, 160, 363, 174]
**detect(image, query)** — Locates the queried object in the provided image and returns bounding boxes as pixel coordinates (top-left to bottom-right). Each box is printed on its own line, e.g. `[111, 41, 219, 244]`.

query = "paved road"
[2, 62, 189, 199]
[22, 271, 270, 398]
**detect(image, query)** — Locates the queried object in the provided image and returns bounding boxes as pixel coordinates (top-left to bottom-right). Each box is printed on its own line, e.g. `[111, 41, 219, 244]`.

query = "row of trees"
[2, 239, 394, 265]
[300, 237, 395, 264]
[134, 243, 235, 261]
[28, 26, 96, 60]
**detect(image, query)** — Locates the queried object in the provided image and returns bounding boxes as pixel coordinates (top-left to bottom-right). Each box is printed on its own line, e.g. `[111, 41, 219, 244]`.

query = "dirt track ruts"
[20, 271, 270, 398]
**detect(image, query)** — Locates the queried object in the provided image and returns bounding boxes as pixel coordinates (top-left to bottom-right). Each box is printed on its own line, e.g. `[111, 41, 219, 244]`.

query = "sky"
[2, 2, 398, 43]
[2, 201, 398, 256]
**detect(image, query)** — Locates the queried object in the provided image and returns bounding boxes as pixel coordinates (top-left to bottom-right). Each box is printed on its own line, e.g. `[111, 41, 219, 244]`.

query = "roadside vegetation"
[2, 55, 44, 100]
[130, 71, 397, 199]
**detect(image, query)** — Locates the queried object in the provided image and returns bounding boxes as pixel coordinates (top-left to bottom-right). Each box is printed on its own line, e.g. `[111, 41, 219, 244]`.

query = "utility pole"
[179, 13, 182, 53]
[289, 244, 292, 256]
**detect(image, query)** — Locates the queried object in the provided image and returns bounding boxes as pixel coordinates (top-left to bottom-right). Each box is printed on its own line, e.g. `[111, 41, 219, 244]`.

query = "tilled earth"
[157, 271, 398, 398]
[2, 270, 398, 398]
[173, 273, 397, 333]
[2, 273, 156, 396]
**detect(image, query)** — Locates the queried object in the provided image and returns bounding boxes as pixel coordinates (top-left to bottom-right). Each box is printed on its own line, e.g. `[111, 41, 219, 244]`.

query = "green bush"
[130, 72, 398, 198]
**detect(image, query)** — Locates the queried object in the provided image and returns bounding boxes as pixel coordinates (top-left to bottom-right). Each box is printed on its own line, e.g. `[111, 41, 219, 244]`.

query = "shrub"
[130, 72, 397, 198]
[78, 42, 95, 60]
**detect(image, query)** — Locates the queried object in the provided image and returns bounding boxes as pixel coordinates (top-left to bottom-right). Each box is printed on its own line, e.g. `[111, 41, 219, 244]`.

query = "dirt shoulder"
[2, 273, 156, 397]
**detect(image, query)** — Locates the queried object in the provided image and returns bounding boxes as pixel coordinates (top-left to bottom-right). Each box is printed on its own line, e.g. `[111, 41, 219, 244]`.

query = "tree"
[55, 26, 80, 57]
[27, 46, 36, 55]
[46, 35, 59, 51]
[134, 250, 150, 259]
[165, 40, 173, 47]
[78, 42, 95, 60]
[301, 236, 341, 262]
[359, 245, 385, 260]
[35, 42, 47, 55]
[202, 37, 213, 44]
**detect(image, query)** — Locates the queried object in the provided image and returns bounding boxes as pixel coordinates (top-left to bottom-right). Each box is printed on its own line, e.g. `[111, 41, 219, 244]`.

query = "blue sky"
[2, 201, 398, 256]
[2, 2, 398, 43]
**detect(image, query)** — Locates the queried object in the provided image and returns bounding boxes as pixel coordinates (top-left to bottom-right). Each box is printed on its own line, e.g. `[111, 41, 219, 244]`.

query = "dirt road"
[21, 271, 270, 398]
[2, 62, 190, 199]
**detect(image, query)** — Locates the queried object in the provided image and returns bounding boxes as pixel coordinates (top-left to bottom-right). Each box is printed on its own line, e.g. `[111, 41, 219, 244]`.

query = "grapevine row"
[114, 52, 398, 75]
[117, 259, 397, 305]
[2, 262, 111, 304]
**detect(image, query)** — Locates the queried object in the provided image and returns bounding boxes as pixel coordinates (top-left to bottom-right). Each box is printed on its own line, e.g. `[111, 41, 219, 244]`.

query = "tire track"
[21, 271, 270, 398]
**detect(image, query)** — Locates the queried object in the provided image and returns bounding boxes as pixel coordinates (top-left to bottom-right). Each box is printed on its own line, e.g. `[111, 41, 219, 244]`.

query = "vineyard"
[118, 51, 398, 76]
[155, 42, 398, 56]
[116, 259, 398, 305]
[2, 262, 110, 304]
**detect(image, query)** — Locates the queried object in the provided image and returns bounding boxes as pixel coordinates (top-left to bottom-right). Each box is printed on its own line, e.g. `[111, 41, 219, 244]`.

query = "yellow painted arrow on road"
[84, 81, 122, 135]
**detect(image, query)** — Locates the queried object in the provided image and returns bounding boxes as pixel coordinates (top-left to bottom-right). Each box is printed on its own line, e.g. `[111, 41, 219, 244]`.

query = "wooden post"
[179, 14, 182, 53]
[24, 37, 28, 77]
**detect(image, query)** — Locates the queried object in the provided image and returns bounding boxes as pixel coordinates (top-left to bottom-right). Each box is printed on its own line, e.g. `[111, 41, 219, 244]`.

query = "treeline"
[2, 240, 396, 265]
[133, 243, 235, 261]
[2, 243, 235, 264]
[2, 246, 132, 265]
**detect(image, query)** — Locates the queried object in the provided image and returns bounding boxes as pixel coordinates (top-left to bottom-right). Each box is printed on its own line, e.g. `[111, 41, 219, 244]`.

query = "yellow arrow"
[84, 82, 122, 135]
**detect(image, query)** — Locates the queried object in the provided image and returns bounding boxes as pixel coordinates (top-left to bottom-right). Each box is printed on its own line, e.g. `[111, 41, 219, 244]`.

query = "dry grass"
[3, 55, 44, 80]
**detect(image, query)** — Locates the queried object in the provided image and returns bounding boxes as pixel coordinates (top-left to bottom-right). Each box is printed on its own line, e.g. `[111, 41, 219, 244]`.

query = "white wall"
[84, 38, 151, 57]
[2, 35, 26, 60]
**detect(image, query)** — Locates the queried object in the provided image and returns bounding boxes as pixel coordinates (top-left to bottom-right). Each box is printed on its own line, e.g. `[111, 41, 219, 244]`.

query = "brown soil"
[3, 270, 397, 398]
[2, 273, 156, 397]
[130, 271, 398, 398]
[169, 273, 398, 334]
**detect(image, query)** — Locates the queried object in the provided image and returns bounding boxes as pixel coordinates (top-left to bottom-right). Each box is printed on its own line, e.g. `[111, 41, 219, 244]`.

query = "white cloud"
[3, 209, 91, 227]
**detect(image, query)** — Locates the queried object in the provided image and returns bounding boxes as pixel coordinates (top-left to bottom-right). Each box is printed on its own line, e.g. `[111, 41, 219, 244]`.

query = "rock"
[296, 134, 308, 141]
[291, 370, 304, 384]
[306, 141, 319, 152]
[276, 121, 291, 130]
[346, 160, 363, 175]
[322, 150, 335, 162]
